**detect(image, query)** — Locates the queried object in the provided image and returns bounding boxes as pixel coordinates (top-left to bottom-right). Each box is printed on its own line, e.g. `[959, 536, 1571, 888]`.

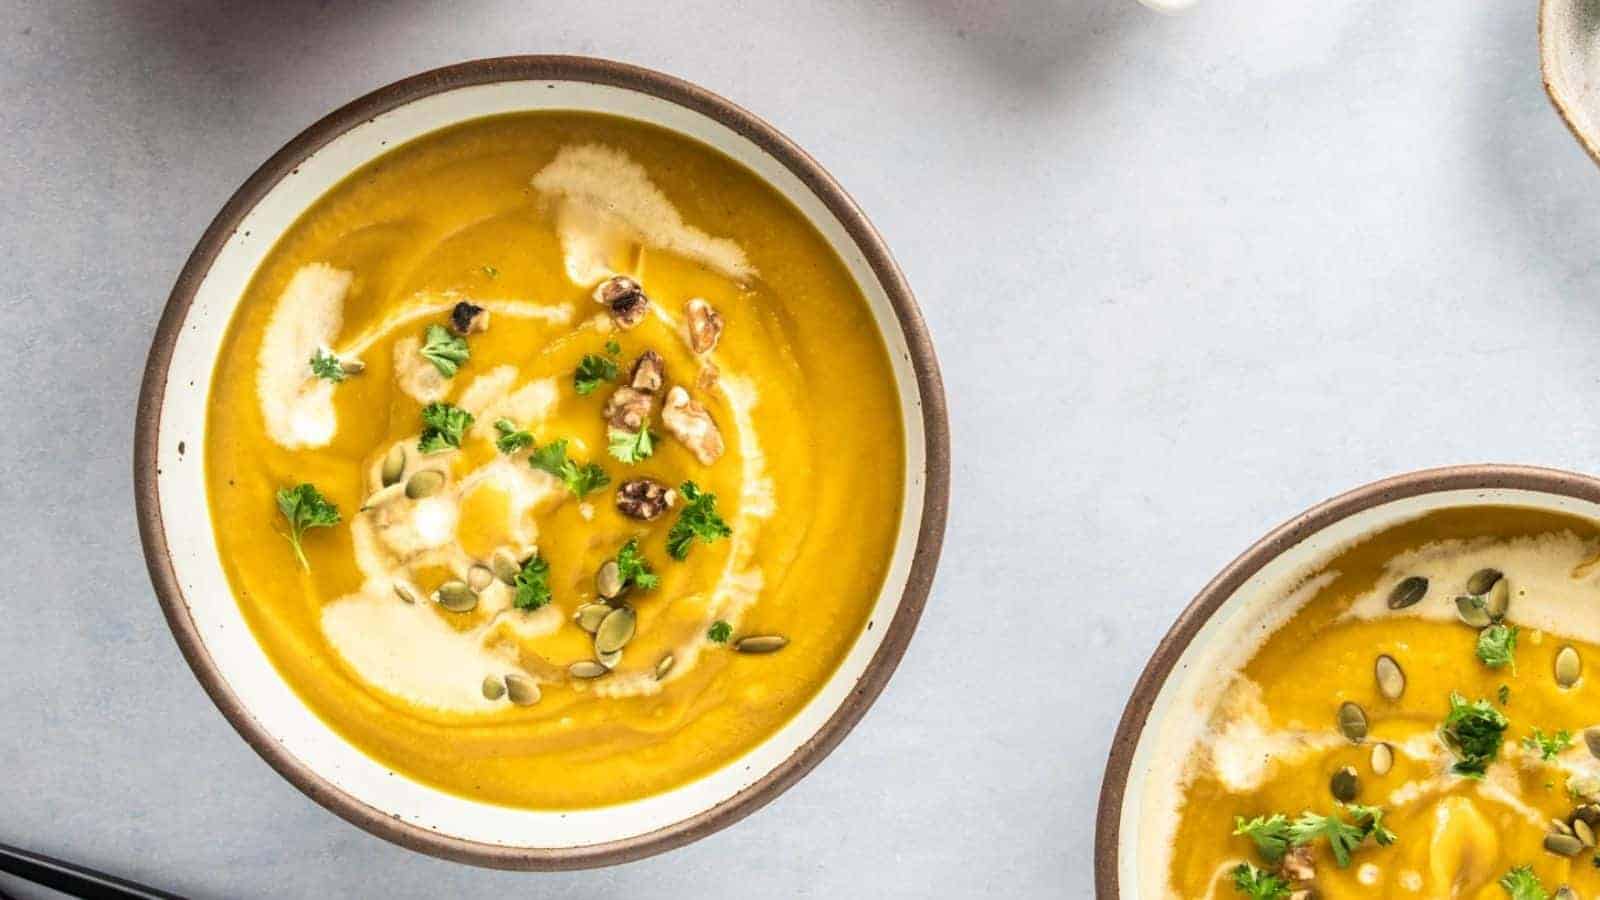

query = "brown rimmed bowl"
[1094, 463, 1600, 896]
[134, 56, 949, 870]
[1541, 0, 1600, 167]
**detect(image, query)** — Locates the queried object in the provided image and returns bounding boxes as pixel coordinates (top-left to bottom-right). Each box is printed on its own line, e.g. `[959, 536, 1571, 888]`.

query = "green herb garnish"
[275, 483, 340, 571]
[607, 424, 654, 464]
[1498, 684, 1511, 705]
[666, 481, 732, 560]
[616, 538, 659, 591]
[420, 324, 469, 377]
[1341, 803, 1397, 848]
[512, 555, 551, 610]
[528, 439, 610, 498]
[1477, 624, 1520, 670]
[494, 418, 533, 454]
[1441, 692, 1509, 778]
[482, 265, 499, 278]
[1500, 865, 1549, 900]
[1523, 728, 1573, 762]
[1288, 810, 1367, 868]
[1229, 863, 1291, 900]
[707, 620, 732, 643]
[309, 348, 345, 383]
[418, 402, 474, 454]
[574, 353, 619, 395]
[605, 340, 621, 356]
[1233, 814, 1291, 863]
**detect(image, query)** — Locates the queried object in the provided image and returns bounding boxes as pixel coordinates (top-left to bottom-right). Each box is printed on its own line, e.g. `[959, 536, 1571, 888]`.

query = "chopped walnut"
[594, 275, 649, 330]
[450, 301, 489, 335]
[685, 298, 724, 354]
[630, 350, 665, 393]
[615, 478, 677, 521]
[1280, 846, 1315, 883]
[696, 362, 719, 392]
[661, 386, 724, 465]
[603, 386, 653, 431]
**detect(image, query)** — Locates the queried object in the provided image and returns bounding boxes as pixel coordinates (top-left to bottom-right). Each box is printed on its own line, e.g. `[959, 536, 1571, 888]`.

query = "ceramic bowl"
[1093, 464, 1600, 896]
[134, 56, 949, 869]
[1541, 0, 1600, 166]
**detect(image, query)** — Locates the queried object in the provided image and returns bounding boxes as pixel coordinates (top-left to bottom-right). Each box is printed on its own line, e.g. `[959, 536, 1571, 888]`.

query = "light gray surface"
[2, 1, 1598, 898]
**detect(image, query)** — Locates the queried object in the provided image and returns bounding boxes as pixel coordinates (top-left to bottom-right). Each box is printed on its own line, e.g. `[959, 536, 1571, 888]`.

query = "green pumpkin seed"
[1330, 766, 1360, 802]
[437, 580, 477, 612]
[734, 635, 789, 654]
[1484, 577, 1510, 620]
[1545, 832, 1585, 857]
[569, 660, 608, 679]
[340, 358, 366, 376]
[1553, 818, 1575, 836]
[596, 560, 623, 599]
[381, 444, 406, 486]
[1575, 819, 1596, 848]
[574, 603, 611, 634]
[491, 548, 520, 586]
[1556, 646, 1582, 688]
[1455, 595, 1492, 628]
[596, 648, 622, 669]
[360, 483, 405, 512]
[655, 654, 675, 680]
[595, 607, 637, 654]
[1337, 701, 1368, 743]
[505, 673, 540, 706]
[1370, 742, 1394, 776]
[467, 564, 494, 592]
[1466, 568, 1502, 596]
[1387, 576, 1428, 610]
[1576, 805, 1600, 828]
[1585, 727, 1600, 760]
[405, 469, 445, 499]
[1555, 888, 1577, 900]
[1375, 655, 1405, 701]
[481, 675, 505, 700]
[393, 583, 418, 604]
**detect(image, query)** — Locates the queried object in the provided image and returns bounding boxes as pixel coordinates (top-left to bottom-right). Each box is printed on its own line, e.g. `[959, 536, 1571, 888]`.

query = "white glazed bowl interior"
[152, 78, 929, 848]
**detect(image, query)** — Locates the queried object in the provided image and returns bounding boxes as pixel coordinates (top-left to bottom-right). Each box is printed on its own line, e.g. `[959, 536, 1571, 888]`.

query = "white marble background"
[2, 1, 1598, 897]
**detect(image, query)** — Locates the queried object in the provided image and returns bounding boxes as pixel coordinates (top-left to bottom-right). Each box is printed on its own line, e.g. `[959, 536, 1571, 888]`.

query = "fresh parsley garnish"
[309, 348, 345, 383]
[1342, 803, 1397, 848]
[1288, 809, 1368, 869]
[493, 418, 533, 454]
[1523, 728, 1573, 762]
[1233, 814, 1291, 863]
[1476, 624, 1520, 670]
[1441, 692, 1509, 778]
[616, 538, 659, 591]
[607, 423, 654, 464]
[275, 483, 340, 571]
[666, 481, 732, 560]
[573, 354, 619, 395]
[1498, 684, 1511, 705]
[707, 620, 732, 643]
[418, 402, 474, 454]
[528, 439, 610, 497]
[605, 339, 621, 356]
[420, 323, 469, 377]
[1500, 865, 1549, 900]
[512, 555, 551, 610]
[1229, 863, 1290, 900]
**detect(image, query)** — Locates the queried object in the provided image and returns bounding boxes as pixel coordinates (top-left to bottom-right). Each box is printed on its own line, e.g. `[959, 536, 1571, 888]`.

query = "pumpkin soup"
[1149, 507, 1600, 898]
[203, 112, 904, 809]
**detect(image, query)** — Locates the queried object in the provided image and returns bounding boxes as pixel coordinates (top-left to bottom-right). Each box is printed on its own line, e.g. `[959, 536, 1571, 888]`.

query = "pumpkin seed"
[1454, 595, 1492, 628]
[504, 673, 540, 706]
[595, 607, 637, 654]
[491, 548, 520, 586]
[1576, 805, 1600, 828]
[1555, 888, 1577, 900]
[1545, 831, 1585, 857]
[1586, 727, 1600, 760]
[597, 648, 622, 669]
[574, 603, 611, 634]
[1375, 655, 1405, 701]
[1337, 701, 1368, 743]
[340, 358, 366, 376]
[437, 580, 477, 612]
[1387, 576, 1428, 610]
[735, 635, 789, 654]
[393, 583, 418, 604]
[1370, 742, 1394, 776]
[467, 565, 494, 592]
[569, 660, 608, 679]
[360, 483, 405, 512]
[655, 654, 675, 680]
[405, 469, 445, 499]
[381, 444, 406, 486]
[1484, 577, 1510, 620]
[1466, 567, 1502, 596]
[481, 675, 505, 700]
[1330, 766, 1360, 802]
[1556, 645, 1582, 688]
[1575, 819, 1596, 848]
[1553, 818, 1575, 836]
[596, 560, 623, 599]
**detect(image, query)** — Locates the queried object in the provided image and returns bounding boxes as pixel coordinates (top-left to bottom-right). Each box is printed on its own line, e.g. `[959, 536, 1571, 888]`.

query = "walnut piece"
[630, 350, 665, 393]
[685, 298, 724, 354]
[661, 386, 724, 465]
[615, 478, 677, 521]
[603, 387, 653, 431]
[1280, 846, 1315, 884]
[594, 275, 649, 330]
[450, 301, 489, 335]
[696, 362, 719, 392]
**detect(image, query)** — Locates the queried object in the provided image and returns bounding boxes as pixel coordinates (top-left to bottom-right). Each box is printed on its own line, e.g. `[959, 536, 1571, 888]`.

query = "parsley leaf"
[1342, 803, 1396, 847]
[512, 555, 551, 610]
[420, 324, 469, 377]
[666, 481, 732, 560]
[1233, 814, 1291, 863]
[275, 483, 340, 570]
[1498, 684, 1511, 705]
[607, 424, 654, 464]
[1288, 810, 1367, 868]
[1441, 692, 1509, 778]
[418, 402, 474, 454]
[605, 339, 621, 356]
[1500, 865, 1549, 900]
[707, 620, 732, 643]
[616, 538, 659, 591]
[527, 438, 610, 498]
[574, 354, 619, 395]
[1523, 728, 1573, 762]
[1229, 863, 1291, 900]
[309, 348, 346, 383]
[1476, 624, 1520, 670]
[494, 418, 533, 454]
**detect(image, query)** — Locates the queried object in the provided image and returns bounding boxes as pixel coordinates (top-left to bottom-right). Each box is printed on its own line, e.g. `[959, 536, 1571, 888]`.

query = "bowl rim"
[1092, 462, 1600, 895]
[1539, 0, 1600, 168]
[132, 54, 951, 870]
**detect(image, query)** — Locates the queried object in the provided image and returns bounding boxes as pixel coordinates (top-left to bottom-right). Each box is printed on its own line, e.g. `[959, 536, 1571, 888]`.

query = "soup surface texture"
[1148, 507, 1600, 898]
[203, 112, 905, 809]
